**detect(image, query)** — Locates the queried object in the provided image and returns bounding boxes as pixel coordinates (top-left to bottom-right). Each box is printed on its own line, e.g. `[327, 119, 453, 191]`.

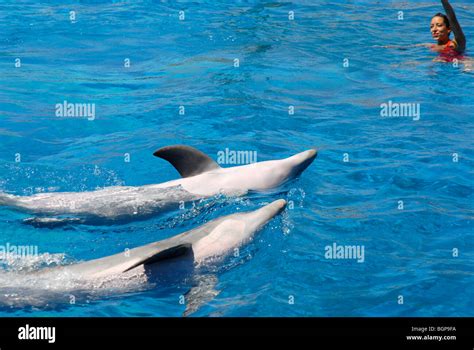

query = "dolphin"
[0, 145, 316, 225]
[0, 200, 287, 315]
[55, 199, 287, 278]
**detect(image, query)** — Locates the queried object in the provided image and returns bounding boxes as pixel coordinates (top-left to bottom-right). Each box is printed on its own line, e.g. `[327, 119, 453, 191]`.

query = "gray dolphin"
[58, 199, 286, 278]
[0, 199, 287, 315]
[0, 145, 315, 226]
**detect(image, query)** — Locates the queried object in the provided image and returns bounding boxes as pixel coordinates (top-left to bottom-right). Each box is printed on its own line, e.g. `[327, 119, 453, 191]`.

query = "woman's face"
[431, 16, 451, 43]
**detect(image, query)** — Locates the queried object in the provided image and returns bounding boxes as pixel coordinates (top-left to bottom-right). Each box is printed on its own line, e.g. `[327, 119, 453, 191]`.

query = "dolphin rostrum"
[0, 145, 315, 225]
[0, 200, 287, 315]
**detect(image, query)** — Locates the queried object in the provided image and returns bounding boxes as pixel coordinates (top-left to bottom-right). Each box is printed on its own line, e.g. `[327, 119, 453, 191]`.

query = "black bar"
[0, 317, 472, 346]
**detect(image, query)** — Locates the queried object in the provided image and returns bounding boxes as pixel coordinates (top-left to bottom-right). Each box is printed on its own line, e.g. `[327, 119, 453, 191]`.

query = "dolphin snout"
[249, 199, 287, 229]
[306, 149, 317, 159]
[266, 199, 287, 214]
[290, 149, 317, 165]
[286, 149, 317, 178]
[300, 149, 317, 162]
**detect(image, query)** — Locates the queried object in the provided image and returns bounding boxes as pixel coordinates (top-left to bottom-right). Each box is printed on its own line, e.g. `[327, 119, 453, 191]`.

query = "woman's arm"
[373, 43, 431, 50]
[442, 0, 466, 52]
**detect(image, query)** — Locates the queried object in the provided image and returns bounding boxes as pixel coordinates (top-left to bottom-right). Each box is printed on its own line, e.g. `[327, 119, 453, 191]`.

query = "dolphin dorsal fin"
[153, 145, 221, 178]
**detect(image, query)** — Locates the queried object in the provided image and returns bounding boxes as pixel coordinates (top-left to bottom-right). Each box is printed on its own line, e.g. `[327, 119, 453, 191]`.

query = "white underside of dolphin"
[0, 145, 316, 225]
[1, 200, 286, 315]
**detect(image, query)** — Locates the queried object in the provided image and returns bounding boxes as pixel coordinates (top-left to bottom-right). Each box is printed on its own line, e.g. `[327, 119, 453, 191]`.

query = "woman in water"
[381, 0, 469, 67]
[429, 0, 466, 62]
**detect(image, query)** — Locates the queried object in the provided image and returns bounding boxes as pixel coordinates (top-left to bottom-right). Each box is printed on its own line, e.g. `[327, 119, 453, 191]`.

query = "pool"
[0, 0, 473, 317]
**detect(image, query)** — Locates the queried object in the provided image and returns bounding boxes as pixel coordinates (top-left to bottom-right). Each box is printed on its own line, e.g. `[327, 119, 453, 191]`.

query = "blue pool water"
[0, 1, 473, 317]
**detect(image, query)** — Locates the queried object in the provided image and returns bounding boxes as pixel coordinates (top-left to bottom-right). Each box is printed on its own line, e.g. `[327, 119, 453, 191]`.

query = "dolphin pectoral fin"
[183, 274, 220, 317]
[23, 217, 85, 228]
[123, 243, 193, 272]
[153, 145, 221, 178]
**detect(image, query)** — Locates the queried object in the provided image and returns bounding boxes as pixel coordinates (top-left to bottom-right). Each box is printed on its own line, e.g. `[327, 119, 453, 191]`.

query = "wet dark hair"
[432, 13, 450, 28]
